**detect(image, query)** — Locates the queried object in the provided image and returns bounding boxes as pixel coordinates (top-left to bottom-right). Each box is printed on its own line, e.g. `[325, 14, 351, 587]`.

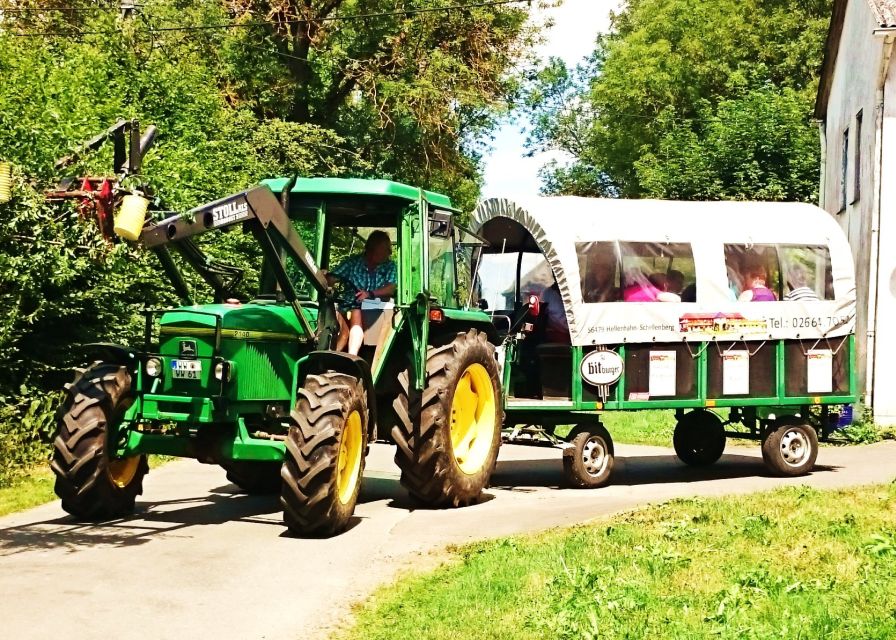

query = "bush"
[0, 389, 60, 487]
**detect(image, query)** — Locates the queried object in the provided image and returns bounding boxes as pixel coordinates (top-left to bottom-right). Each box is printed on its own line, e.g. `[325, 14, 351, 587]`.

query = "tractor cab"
[259, 177, 479, 376]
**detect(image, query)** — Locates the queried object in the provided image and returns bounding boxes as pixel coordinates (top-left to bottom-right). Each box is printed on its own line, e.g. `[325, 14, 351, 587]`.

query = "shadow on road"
[0, 486, 281, 556]
[491, 454, 839, 489]
[0, 454, 842, 555]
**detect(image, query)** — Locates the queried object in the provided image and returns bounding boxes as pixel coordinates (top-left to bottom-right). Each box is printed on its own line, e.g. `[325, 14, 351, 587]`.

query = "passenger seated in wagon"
[738, 257, 777, 302]
[622, 268, 681, 302]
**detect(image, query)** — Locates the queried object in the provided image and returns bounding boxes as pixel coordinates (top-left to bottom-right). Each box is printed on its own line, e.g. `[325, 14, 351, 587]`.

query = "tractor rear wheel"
[51, 362, 148, 519]
[223, 461, 282, 494]
[281, 372, 368, 537]
[392, 330, 502, 507]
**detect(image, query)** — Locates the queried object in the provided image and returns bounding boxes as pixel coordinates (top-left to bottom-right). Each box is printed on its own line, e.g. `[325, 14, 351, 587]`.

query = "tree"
[525, 0, 832, 201]
[0, 0, 538, 481]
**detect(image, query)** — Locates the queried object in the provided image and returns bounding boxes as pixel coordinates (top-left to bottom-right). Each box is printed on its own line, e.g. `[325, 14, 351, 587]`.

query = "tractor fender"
[80, 343, 142, 372]
[299, 351, 378, 442]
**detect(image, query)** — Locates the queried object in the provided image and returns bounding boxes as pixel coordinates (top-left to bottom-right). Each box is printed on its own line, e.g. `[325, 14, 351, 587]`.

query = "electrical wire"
[0, 1, 122, 12]
[9, 0, 531, 37]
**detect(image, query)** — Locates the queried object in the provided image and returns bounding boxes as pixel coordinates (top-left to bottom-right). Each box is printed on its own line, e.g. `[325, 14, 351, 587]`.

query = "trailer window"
[576, 242, 621, 303]
[725, 244, 832, 302]
[618, 242, 695, 302]
[779, 245, 833, 301]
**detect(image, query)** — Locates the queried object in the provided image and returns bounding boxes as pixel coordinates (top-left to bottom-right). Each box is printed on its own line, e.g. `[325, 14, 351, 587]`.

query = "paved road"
[1, 440, 895, 640]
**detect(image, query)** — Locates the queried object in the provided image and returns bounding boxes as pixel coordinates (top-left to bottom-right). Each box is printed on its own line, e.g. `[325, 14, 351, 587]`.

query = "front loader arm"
[141, 185, 337, 343]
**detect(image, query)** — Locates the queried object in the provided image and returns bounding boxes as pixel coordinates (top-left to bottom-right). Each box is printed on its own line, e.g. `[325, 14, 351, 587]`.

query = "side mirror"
[477, 298, 489, 311]
[429, 210, 453, 238]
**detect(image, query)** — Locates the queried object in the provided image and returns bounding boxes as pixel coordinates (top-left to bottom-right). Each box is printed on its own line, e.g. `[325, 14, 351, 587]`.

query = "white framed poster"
[649, 351, 677, 397]
[807, 349, 833, 394]
[722, 350, 750, 395]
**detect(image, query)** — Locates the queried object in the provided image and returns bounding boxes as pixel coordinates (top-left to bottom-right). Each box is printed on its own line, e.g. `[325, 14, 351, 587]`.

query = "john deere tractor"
[51, 177, 502, 536]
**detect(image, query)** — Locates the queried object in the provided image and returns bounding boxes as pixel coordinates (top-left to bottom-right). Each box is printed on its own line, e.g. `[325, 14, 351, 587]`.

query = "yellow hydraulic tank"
[114, 194, 149, 241]
[0, 162, 12, 204]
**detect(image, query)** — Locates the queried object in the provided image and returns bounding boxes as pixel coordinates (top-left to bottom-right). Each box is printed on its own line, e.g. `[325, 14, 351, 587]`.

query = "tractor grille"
[238, 343, 282, 399]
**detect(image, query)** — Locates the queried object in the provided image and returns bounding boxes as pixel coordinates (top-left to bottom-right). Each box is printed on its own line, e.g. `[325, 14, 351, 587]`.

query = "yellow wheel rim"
[336, 410, 363, 505]
[449, 363, 497, 475]
[107, 456, 140, 489]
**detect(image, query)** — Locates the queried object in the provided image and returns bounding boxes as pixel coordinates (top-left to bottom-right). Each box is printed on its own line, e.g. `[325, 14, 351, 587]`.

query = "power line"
[9, 0, 531, 37]
[0, 2, 122, 12]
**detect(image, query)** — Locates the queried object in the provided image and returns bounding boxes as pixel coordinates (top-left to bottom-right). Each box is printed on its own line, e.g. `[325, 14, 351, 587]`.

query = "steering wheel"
[328, 271, 363, 307]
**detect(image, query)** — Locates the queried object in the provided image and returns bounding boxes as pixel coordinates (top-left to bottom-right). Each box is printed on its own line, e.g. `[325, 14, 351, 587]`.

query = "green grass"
[0, 467, 56, 517]
[0, 455, 176, 518]
[601, 410, 676, 446]
[344, 483, 896, 640]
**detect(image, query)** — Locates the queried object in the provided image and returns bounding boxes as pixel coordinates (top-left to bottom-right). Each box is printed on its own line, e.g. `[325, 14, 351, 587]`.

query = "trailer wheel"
[562, 424, 614, 488]
[673, 409, 726, 466]
[761, 419, 818, 476]
[223, 461, 282, 494]
[392, 330, 502, 507]
[51, 362, 148, 519]
[281, 372, 367, 537]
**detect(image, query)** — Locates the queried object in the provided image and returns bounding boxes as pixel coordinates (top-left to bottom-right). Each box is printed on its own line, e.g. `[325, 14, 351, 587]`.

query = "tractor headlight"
[214, 360, 233, 382]
[145, 357, 163, 378]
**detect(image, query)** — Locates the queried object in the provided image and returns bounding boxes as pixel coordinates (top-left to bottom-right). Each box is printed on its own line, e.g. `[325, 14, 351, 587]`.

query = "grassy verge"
[345, 483, 896, 640]
[0, 455, 176, 518]
[600, 410, 675, 446]
[0, 467, 56, 517]
[599, 410, 755, 447]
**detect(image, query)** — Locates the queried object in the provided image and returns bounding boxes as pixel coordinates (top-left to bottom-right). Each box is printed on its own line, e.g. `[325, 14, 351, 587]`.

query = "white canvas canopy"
[471, 197, 857, 346]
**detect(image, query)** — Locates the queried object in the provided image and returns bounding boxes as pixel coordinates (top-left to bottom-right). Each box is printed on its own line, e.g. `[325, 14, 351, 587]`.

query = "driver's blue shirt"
[331, 255, 397, 308]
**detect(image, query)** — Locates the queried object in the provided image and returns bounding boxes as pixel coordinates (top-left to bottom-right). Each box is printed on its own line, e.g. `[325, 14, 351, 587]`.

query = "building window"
[852, 109, 862, 204]
[840, 127, 849, 212]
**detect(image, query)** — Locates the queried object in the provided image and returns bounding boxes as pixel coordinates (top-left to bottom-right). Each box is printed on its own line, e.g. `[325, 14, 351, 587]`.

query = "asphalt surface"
[1, 439, 895, 639]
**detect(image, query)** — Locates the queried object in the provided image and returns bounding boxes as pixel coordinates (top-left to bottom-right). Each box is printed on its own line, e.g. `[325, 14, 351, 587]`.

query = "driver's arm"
[371, 283, 396, 299]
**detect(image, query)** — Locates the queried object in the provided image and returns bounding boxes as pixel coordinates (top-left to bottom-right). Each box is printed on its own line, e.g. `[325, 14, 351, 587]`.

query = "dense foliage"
[0, 0, 536, 483]
[525, 0, 832, 200]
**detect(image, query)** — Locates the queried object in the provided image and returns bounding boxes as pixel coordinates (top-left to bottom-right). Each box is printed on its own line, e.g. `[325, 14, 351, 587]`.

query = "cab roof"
[260, 177, 456, 211]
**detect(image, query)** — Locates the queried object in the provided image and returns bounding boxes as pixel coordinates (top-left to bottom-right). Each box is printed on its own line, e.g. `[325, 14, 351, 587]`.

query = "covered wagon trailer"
[471, 197, 857, 487]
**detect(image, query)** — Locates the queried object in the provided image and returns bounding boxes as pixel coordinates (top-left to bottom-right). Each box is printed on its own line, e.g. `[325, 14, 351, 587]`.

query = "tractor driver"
[325, 230, 397, 355]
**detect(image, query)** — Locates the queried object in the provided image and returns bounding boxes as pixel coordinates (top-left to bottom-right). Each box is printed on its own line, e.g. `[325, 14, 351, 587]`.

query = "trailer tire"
[392, 330, 502, 507]
[223, 461, 283, 494]
[281, 372, 367, 537]
[761, 419, 818, 476]
[51, 362, 148, 520]
[673, 409, 726, 466]
[562, 424, 614, 488]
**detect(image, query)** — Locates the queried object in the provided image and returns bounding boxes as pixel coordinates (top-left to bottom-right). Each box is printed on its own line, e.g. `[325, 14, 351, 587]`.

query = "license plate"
[171, 359, 202, 380]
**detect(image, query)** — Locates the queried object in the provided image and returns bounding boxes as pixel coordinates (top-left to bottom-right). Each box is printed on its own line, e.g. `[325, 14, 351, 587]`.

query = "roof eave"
[814, 0, 850, 121]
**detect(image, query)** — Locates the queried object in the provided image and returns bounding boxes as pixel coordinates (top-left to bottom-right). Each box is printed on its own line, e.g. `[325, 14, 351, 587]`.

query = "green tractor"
[51, 178, 503, 536]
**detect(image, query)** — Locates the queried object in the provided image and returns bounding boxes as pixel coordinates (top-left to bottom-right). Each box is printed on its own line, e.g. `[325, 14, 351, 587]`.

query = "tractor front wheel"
[280, 372, 368, 537]
[392, 330, 502, 507]
[51, 363, 148, 519]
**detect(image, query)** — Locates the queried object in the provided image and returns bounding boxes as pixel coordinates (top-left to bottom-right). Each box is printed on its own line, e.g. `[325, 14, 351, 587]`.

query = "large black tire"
[562, 424, 615, 488]
[223, 461, 282, 494]
[673, 409, 726, 466]
[281, 372, 368, 537]
[51, 362, 149, 520]
[761, 419, 818, 476]
[392, 329, 502, 507]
